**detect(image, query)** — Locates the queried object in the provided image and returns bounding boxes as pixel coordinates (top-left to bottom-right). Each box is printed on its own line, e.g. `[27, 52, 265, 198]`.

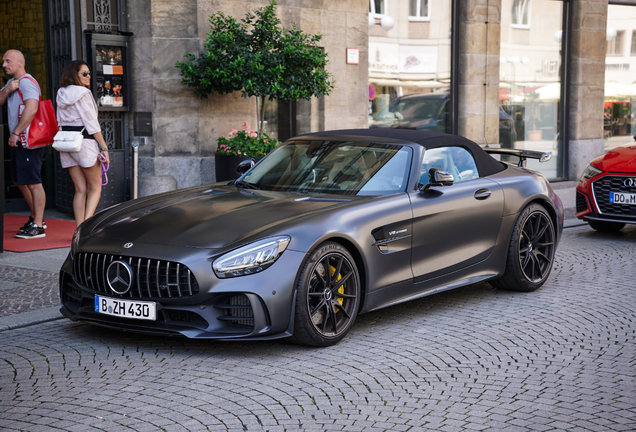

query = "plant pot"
[527, 130, 543, 141]
[215, 154, 260, 182]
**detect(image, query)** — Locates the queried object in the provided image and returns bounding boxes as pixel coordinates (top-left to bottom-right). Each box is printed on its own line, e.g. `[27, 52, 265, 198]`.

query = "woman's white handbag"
[52, 128, 84, 152]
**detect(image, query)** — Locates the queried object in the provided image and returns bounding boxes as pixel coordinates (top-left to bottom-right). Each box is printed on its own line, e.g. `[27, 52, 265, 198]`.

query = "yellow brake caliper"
[330, 265, 344, 312]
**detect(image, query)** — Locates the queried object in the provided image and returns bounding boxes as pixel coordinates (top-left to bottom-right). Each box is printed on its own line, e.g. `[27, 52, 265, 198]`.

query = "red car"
[576, 139, 636, 231]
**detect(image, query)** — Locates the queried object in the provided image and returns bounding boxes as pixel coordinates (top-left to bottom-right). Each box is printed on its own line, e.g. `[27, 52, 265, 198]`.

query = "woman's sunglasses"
[80, 72, 91, 77]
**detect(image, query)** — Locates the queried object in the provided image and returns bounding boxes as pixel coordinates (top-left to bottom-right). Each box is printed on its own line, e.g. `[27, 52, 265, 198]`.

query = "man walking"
[0, 49, 47, 239]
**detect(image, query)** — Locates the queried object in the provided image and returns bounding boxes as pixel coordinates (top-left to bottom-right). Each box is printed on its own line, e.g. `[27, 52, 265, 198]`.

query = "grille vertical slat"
[89, 254, 95, 291]
[165, 262, 172, 298]
[95, 254, 102, 292]
[156, 261, 162, 298]
[146, 259, 151, 298]
[82, 253, 88, 287]
[174, 263, 183, 297]
[133, 258, 141, 298]
[72, 253, 200, 300]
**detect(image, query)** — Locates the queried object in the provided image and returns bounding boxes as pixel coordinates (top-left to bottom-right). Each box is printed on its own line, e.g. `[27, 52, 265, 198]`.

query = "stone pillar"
[568, 0, 608, 180]
[458, 0, 501, 146]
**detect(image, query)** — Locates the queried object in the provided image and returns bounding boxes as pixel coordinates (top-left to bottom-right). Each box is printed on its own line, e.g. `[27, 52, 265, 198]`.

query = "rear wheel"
[289, 242, 360, 347]
[491, 203, 555, 292]
[588, 220, 625, 232]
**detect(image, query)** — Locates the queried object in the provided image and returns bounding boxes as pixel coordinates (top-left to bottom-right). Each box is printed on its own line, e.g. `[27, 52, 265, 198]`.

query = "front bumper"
[59, 241, 307, 340]
[576, 178, 636, 225]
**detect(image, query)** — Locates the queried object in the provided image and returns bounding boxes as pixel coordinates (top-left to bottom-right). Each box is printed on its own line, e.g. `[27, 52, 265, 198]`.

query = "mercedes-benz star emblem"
[107, 260, 133, 295]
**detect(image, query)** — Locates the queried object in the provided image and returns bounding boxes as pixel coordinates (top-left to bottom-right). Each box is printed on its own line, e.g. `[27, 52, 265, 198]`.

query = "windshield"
[241, 140, 412, 195]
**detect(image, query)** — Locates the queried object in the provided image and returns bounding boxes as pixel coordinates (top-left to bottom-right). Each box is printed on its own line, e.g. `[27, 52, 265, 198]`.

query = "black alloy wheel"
[492, 203, 556, 292]
[289, 242, 360, 347]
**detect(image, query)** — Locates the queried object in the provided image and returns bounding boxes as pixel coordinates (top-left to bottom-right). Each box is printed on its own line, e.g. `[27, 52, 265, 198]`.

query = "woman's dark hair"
[59, 60, 90, 88]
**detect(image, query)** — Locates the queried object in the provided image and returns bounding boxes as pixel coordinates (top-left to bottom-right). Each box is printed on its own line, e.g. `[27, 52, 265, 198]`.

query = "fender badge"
[123, 242, 133, 249]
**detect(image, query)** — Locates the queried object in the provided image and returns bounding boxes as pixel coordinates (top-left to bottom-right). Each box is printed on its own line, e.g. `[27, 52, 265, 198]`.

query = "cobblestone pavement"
[1, 223, 635, 432]
[0, 265, 58, 317]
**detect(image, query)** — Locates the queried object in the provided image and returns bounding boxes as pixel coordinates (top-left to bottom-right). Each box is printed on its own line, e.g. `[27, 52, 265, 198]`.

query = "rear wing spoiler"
[484, 148, 552, 167]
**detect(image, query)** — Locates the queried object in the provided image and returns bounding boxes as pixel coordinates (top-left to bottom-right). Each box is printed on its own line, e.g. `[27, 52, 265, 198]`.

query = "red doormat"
[3, 215, 77, 252]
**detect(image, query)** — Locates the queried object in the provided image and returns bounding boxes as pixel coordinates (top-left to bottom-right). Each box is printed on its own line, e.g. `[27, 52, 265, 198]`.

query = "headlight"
[213, 236, 291, 278]
[581, 165, 602, 180]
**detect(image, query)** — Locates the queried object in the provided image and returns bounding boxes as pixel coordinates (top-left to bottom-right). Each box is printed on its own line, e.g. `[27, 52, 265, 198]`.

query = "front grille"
[576, 191, 589, 213]
[592, 176, 636, 217]
[212, 294, 255, 328]
[72, 253, 200, 299]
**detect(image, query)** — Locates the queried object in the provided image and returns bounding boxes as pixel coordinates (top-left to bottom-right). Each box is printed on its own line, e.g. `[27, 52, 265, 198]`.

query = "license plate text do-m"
[95, 296, 157, 320]
[609, 192, 636, 205]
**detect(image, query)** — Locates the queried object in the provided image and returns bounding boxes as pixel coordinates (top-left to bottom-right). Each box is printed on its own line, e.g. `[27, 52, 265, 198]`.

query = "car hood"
[89, 186, 364, 249]
[591, 143, 636, 172]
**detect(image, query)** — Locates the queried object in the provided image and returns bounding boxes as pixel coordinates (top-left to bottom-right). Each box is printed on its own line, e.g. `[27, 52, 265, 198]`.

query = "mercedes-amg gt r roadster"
[60, 129, 564, 346]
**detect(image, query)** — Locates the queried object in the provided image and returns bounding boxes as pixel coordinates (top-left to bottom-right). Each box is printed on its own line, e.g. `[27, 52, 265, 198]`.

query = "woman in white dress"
[56, 60, 110, 226]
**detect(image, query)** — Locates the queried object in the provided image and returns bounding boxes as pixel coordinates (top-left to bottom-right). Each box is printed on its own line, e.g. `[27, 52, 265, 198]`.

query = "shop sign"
[369, 42, 399, 73]
[398, 45, 438, 74]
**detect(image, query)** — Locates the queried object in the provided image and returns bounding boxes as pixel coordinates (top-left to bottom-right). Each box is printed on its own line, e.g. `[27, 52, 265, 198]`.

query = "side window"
[419, 146, 479, 187]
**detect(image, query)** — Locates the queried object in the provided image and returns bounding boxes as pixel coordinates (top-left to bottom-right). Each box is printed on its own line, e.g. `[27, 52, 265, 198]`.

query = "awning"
[369, 78, 450, 89]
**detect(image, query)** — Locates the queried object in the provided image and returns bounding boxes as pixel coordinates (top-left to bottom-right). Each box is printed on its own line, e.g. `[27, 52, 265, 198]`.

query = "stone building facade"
[0, 0, 631, 211]
[127, 0, 370, 196]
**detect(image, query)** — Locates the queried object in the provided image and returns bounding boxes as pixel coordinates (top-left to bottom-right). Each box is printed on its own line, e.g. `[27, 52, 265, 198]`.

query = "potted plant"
[215, 122, 280, 181]
[176, 0, 334, 180]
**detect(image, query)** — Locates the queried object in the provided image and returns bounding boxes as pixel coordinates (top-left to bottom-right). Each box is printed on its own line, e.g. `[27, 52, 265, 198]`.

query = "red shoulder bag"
[17, 76, 59, 150]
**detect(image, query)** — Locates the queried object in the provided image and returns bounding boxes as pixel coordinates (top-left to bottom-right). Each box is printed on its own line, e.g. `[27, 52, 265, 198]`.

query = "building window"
[511, 0, 531, 28]
[409, 0, 429, 21]
[631, 31, 636, 55]
[607, 31, 624, 55]
[369, 0, 386, 16]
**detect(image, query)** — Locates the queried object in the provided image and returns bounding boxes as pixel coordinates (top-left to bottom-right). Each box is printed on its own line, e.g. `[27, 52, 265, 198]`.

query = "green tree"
[176, 0, 334, 138]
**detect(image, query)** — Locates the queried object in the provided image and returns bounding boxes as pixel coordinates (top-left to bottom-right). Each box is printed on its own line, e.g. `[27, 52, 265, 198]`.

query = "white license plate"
[609, 192, 636, 205]
[95, 296, 156, 321]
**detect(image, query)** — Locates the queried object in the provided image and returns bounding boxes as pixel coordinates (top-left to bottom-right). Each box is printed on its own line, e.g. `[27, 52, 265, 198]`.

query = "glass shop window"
[500, 0, 565, 179]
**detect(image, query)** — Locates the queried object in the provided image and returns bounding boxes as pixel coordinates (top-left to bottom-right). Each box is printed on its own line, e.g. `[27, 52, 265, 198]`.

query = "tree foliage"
[176, 1, 334, 137]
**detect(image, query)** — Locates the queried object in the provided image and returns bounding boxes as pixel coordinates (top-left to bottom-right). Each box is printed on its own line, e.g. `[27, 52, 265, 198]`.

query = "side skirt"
[365, 273, 497, 312]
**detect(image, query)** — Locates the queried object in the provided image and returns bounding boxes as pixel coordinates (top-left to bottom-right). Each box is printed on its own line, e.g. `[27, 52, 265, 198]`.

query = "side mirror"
[236, 159, 256, 175]
[420, 168, 454, 192]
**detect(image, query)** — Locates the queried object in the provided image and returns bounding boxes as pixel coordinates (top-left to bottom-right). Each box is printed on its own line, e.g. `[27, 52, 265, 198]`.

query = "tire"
[588, 220, 625, 232]
[490, 203, 556, 292]
[289, 242, 361, 347]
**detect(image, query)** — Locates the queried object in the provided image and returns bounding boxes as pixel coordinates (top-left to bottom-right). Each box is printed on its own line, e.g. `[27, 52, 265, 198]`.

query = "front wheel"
[289, 242, 360, 347]
[491, 203, 556, 292]
[588, 220, 625, 232]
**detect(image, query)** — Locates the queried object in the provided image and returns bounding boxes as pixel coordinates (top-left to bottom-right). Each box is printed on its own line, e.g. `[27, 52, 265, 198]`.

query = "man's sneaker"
[15, 222, 46, 239]
[19, 216, 46, 233]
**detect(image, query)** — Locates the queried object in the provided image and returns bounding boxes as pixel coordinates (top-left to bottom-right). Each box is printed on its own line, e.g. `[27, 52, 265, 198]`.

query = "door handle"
[474, 188, 491, 200]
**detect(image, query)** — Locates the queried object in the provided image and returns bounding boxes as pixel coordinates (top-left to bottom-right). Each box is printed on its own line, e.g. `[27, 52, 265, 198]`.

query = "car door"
[409, 146, 504, 283]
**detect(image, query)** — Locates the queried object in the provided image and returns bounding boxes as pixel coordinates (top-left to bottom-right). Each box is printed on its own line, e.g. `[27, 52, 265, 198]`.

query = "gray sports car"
[60, 129, 564, 346]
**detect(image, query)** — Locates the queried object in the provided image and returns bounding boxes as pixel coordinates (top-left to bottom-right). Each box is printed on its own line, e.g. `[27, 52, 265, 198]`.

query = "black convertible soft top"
[295, 129, 507, 177]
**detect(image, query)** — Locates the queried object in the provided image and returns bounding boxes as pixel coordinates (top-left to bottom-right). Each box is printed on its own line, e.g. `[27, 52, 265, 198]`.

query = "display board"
[86, 32, 131, 111]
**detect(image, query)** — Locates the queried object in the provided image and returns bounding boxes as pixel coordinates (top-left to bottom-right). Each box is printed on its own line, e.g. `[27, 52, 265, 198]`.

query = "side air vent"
[212, 294, 255, 328]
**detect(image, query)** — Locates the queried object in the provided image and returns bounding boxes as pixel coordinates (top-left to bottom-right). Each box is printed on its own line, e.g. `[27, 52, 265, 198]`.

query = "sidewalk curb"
[0, 306, 63, 332]
[564, 219, 587, 228]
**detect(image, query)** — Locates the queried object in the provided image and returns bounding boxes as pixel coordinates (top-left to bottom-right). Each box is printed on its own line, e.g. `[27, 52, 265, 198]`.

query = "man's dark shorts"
[11, 145, 45, 185]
